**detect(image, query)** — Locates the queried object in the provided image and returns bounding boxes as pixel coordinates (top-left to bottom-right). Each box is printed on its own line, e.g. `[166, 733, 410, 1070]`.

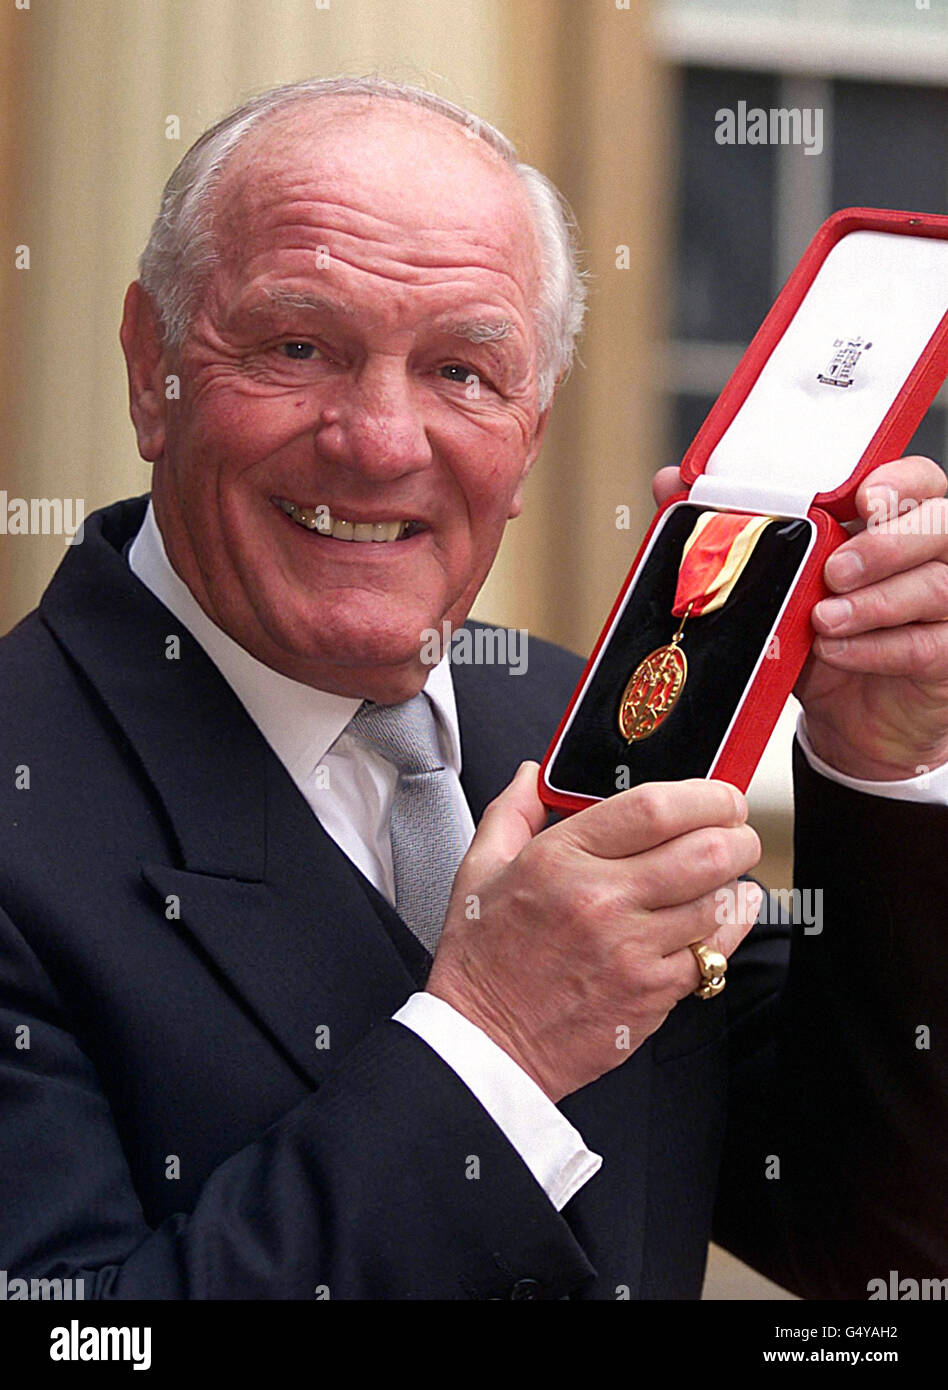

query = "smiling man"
[125, 93, 553, 701]
[1, 76, 947, 1301]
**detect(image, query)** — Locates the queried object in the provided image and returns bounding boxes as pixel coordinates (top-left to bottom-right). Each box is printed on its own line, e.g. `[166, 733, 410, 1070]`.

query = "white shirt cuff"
[796, 711, 948, 807]
[392, 992, 602, 1211]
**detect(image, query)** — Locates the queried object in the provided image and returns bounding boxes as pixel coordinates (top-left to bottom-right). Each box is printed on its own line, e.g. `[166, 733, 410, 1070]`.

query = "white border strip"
[651, 11, 948, 86]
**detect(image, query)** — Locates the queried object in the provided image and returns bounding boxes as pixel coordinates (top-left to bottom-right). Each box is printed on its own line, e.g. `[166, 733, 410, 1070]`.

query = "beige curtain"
[1, 0, 670, 657]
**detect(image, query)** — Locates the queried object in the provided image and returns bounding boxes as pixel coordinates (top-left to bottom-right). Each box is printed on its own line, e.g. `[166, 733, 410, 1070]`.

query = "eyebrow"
[248, 289, 356, 317]
[437, 317, 514, 345]
[248, 291, 514, 348]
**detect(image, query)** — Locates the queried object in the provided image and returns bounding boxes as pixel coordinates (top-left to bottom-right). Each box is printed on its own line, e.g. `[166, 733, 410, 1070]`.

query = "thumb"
[652, 466, 685, 508]
[459, 760, 547, 881]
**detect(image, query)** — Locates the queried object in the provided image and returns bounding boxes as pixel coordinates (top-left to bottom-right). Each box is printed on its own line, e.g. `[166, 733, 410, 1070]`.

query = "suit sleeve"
[0, 904, 594, 1300]
[711, 740, 948, 1296]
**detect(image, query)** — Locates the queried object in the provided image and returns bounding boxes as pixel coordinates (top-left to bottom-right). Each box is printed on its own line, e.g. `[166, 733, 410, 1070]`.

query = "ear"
[508, 397, 555, 518]
[120, 281, 171, 463]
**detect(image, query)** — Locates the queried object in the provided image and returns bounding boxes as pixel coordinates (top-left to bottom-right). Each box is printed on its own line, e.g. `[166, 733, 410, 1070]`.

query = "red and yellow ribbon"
[672, 511, 774, 618]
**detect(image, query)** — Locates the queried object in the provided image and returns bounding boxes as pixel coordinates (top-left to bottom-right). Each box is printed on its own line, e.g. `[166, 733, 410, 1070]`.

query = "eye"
[281, 342, 320, 360]
[439, 363, 484, 387]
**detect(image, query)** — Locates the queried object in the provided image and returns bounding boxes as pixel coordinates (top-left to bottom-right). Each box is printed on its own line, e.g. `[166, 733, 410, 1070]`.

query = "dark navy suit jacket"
[0, 495, 945, 1298]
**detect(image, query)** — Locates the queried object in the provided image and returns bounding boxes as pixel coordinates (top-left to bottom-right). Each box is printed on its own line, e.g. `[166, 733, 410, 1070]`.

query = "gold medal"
[618, 511, 775, 744]
[618, 604, 692, 742]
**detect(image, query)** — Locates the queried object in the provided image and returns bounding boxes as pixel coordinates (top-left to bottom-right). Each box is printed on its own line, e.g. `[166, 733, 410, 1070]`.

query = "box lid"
[680, 209, 948, 521]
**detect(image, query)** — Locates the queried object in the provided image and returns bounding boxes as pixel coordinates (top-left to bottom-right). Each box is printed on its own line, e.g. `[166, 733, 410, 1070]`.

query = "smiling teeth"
[276, 498, 410, 542]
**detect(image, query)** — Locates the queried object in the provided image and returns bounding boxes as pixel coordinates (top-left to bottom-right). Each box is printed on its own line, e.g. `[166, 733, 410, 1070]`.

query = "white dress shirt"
[794, 712, 948, 805]
[128, 500, 601, 1210]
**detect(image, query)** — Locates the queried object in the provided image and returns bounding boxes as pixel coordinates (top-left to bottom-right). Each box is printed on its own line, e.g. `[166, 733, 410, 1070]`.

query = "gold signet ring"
[689, 942, 728, 1000]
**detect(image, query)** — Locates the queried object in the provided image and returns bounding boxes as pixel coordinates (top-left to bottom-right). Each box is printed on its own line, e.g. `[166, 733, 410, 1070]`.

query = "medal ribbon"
[672, 511, 774, 618]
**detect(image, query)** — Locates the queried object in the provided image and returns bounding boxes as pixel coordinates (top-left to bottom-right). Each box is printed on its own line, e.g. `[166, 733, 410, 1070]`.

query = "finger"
[824, 498, 948, 594]
[463, 761, 547, 876]
[623, 821, 761, 911]
[656, 882, 764, 998]
[812, 560, 948, 637]
[644, 877, 748, 955]
[812, 619, 948, 680]
[564, 778, 747, 860]
[854, 456, 947, 528]
[651, 466, 685, 508]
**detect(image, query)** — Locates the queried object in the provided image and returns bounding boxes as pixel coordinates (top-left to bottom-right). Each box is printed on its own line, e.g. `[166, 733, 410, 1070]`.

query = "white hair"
[138, 75, 586, 410]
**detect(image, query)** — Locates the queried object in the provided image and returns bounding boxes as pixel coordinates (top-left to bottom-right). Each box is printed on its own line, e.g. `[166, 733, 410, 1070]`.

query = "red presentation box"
[540, 208, 948, 815]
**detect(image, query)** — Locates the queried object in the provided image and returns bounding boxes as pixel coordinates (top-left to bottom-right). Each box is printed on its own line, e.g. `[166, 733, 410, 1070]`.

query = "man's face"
[125, 100, 552, 700]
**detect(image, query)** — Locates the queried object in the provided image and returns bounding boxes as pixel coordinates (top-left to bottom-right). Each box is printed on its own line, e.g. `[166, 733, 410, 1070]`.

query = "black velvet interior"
[547, 505, 813, 796]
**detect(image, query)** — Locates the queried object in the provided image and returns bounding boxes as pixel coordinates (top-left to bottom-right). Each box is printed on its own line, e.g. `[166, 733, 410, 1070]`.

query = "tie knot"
[348, 692, 445, 776]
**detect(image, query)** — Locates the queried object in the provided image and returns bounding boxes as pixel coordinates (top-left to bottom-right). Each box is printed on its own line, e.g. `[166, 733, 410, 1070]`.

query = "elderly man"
[1, 76, 946, 1301]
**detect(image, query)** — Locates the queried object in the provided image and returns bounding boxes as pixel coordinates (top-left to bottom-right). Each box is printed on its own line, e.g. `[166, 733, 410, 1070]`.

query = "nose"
[314, 355, 433, 480]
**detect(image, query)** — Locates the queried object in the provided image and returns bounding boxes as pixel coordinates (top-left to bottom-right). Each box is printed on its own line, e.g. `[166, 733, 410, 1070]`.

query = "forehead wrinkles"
[221, 100, 522, 220]
[228, 203, 537, 309]
[211, 112, 543, 305]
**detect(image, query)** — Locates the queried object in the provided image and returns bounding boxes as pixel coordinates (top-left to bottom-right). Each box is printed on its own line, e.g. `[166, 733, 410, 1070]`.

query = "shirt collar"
[127, 499, 464, 785]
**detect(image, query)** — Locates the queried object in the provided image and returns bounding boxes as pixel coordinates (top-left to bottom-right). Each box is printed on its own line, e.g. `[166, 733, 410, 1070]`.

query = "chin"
[266, 600, 445, 674]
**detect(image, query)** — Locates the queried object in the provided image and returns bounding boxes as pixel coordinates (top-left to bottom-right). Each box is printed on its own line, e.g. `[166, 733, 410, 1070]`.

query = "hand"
[796, 456, 948, 780]
[426, 763, 762, 1104]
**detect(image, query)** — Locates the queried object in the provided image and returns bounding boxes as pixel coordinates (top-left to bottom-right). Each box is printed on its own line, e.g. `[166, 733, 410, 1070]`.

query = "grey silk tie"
[347, 693, 468, 954]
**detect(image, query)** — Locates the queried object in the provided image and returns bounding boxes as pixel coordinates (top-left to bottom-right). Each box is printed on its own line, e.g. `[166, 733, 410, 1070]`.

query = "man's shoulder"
[2, 494, 148, 642]
[0, 495, 150, 751]
[0, 607, 74, 718]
